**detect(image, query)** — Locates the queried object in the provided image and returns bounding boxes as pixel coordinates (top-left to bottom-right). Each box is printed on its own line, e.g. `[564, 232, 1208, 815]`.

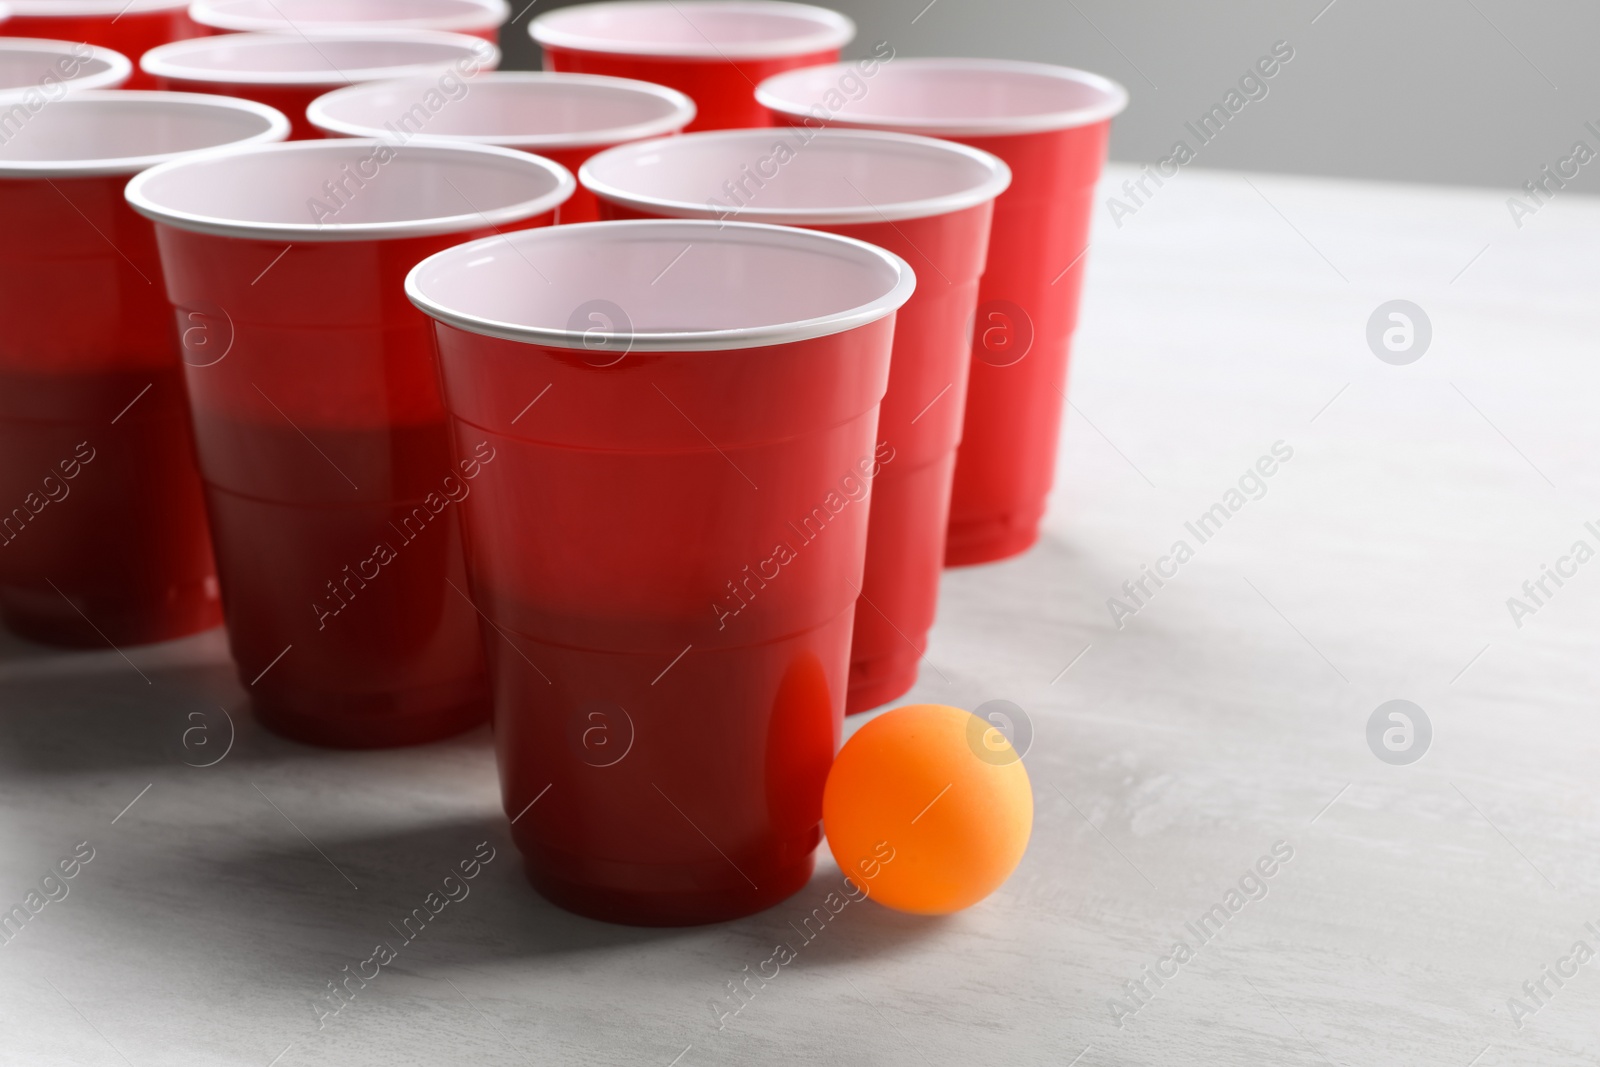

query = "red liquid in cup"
[0, 4, 203, 89]
[408, 220, 911, 923]
[0, 166, 236, 647]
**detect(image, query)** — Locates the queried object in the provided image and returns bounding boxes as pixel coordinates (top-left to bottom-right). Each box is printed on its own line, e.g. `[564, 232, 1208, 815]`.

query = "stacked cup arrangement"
[0, 0, 1126, 926]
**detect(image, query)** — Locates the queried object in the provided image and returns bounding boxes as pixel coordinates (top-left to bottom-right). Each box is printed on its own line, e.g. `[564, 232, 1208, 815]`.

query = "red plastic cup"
[0, 38, 131, 98]
[125, 139, 573, 747]
[0, 1, 203, 89]
[141, 30, 498, 140]
[581, 129, 1008, 713]
[406, 219, 914, 924]
[0, 91, 287, 647]
[188, 0, 509, 44]
[530, 1, 852, 132]
[308, 71, 694, 222]
[759, 59, 1129, 565]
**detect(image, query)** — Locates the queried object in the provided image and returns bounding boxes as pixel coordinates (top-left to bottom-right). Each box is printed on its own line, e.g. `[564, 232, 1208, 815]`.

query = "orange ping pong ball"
[823, 703, 1033, 915]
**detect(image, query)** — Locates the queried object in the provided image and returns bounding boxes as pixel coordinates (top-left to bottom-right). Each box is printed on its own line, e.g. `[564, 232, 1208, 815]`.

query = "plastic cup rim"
[138, 29, 499, 87]
[0, 90, 289, 178]
[530, 0, 854, 60]
[756, 57, 1131, 137]
[405, 218, 916, 353]
[125, 137, 576, 242]
[580, 127, 1011, 225]
[189, 0, 510, 34]
[0, 38, 132, 97]
[5, 0, 186, 14]
[308, 70, 696, 149]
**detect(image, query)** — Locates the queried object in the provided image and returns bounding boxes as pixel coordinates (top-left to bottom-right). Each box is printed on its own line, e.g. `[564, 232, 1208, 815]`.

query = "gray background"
[501, 0, 1600, 191]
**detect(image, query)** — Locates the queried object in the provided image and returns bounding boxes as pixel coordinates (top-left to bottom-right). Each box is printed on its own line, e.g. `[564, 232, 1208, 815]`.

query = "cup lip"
[530, 1, 855, 60]
[125, 137, 576, 242]
[580, 127, 1011, 225]
[0, 38, 133, 97]
[7, 0, 186, 14]
[189, 0, 510, 34]
[406, 218, 915, 353]
[308, 71, 696, 149]
[0, 90, 290, 178]
[139, 29, 498, 88]
[756, 57, 1130, 137]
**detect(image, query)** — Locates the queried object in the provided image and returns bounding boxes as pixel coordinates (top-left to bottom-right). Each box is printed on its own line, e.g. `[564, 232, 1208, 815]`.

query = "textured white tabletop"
[3, 164, 1598, 1066]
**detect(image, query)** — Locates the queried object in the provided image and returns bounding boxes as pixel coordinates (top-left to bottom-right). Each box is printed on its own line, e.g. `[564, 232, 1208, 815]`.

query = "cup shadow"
[137, 817, 722, 971]
[73, 808, 951, 999]
[0, 619, 953, 976]
[0, 625, 485, 775]
[0, 633, 323, 775]
[724, 863, 954, 970]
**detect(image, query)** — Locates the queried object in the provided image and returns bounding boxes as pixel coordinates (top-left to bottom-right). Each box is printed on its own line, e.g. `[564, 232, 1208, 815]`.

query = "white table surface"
[4, 163, 1599, 1067]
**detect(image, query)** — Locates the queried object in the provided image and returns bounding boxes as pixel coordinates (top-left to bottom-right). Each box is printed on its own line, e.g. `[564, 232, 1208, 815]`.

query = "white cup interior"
[309, 72, 693, 148]
[0, 39, 130, 96]
[140, 31, 496, 86]
[126, 140, 574, 240]
[757, 58, 1129, 136]
[190, 0, 508, 33]
[6, 0, 186, 14]
[582, 128, 1009, 224]
[531, 1, 852, 59]
[0, 91, 288, 176]
[407, 220, 914, 351]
